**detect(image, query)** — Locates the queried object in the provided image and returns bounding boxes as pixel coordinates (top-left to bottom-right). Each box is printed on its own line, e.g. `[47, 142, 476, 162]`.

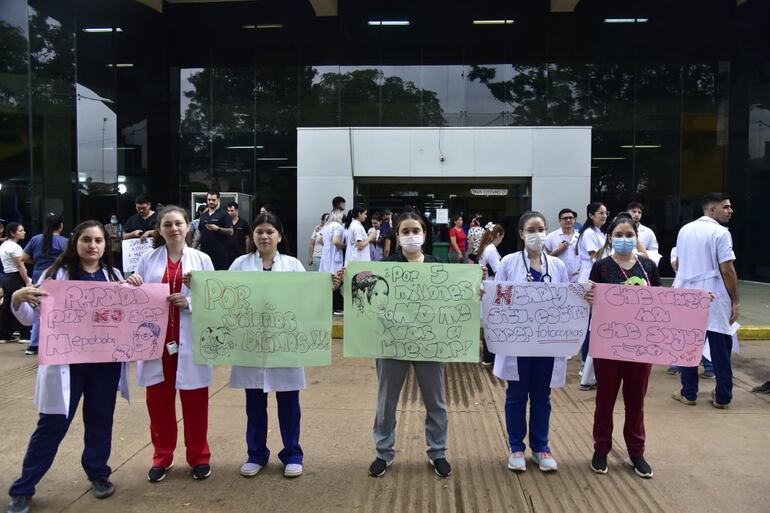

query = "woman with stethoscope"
[126, 205, 215, 483]
[493, 211, 576, 473]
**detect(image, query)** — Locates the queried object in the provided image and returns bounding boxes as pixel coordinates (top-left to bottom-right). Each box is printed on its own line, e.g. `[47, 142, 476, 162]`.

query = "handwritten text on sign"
[39, 280, 169, 364]
[122, 238, 155, 273]
[191, 271, 332, 368]
[589, 284, 711, 366]
[343, 261, 482, 362]
[482, 282, 590, 357]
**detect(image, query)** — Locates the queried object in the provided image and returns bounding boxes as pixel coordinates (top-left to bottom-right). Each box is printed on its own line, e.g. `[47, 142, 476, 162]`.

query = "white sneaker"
[240, 462, 263, 477]
[284, 463, 303, 477]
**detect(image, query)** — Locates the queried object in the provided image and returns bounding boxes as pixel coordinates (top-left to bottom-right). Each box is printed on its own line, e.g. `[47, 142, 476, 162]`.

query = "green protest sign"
[343, 261, 482, 362]
[191, 271, 332, 367]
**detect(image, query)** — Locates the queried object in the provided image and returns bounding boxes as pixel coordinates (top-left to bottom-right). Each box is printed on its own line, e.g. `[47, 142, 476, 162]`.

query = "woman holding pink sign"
[587, 215, 661, 479]
[127, 205, 215, 484]
[6, 220, 128, 513]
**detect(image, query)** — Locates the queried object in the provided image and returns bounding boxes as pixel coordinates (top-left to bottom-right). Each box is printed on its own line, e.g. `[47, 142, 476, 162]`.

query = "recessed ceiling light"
[83, 27, 123, 33]
[592, 157, 626, 160]
[257, 157, 289, 161]
[105, 63, 134, 68]
[621, 144, 661, 149]
[368, 20, 410, 26]
[472, 19, 514, 25]
[226, 145, 264, 149]
[241, 24, 284, 29]
[603, 18, 648, 23]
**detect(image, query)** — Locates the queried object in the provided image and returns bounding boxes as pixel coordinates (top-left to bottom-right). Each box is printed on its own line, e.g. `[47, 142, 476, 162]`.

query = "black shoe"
[6, 496, 31, 513]
[430, 458, 452, 478]
[590, 451, 608, 474]
[192, 464, 211, 480]
[752, 381, 770, 394]
[630, 456, 653, 478]
[368, 458, 391, 477]
[148, 464, 172, 483]
[91, 477, 115, 499]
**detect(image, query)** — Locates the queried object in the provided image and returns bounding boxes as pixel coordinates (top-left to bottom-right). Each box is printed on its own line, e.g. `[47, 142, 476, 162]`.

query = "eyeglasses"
[559, 216, 575, 221]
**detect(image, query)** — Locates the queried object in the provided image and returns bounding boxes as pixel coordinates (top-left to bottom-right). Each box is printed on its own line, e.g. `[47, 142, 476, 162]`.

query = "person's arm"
[635, 238, 649, 257]
[21, 252, 33, 264]
[355, 229, 376, 250]
[139, 229, 158, 242]
[332, 228, 346, 249]
[720, 260, 739, 323]
[122, 220, 140, 239]
[449, 230, 462, 254]
[549, 239, 569, 256]
[489, 248, 501, 274]
[383, 238, 392, 257]
[13, 255, 30, 284]
[308, 234, 316, 265]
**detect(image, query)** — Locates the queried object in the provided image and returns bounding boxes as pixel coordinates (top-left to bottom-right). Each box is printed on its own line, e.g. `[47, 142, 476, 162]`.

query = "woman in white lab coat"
[127, 205, 215, 483]
[344, 206, 375, 264]
[6, 221, 128, 512]
[319, 208, 346, 313]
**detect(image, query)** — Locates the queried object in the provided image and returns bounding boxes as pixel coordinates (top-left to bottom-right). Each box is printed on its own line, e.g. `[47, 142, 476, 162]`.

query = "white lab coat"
[135, 245, 214, 389]
[228, 252, 307, 392]
[544, 228, 581, 283]
[345, 219, 371, 264]
[673, 216, 736, 336]
[491, 251, 569, 388]
[479, 243, 502, 276]
[637, 223, 659, 251]
[12, 267, 130, 417]
[577, 226, 606, 282]
[319, 221, 344, 273]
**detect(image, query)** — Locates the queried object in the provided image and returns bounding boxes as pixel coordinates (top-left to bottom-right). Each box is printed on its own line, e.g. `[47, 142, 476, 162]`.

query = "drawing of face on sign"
[199, 326, 235, 360]
[351, 272, 390, 319]
[134, 322, 161, 357]
[112, 344, 133, 362]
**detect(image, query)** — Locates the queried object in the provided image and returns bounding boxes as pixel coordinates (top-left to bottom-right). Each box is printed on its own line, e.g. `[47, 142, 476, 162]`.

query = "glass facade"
[1, 0, 769, 279]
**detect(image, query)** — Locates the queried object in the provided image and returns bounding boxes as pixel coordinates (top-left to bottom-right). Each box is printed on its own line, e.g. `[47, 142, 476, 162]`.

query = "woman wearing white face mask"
[366, 211, 453, 480]
[493, 211, 571, 474]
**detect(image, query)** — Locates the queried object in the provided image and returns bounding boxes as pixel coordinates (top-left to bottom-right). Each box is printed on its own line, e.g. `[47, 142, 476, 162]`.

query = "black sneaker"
[368, 458, 391, 477]
[91, 477, 115, 499]
[590, 451, 608, 474]
[6, 495, 31, 513]
[192, 464, 211, 480]
[148, 464, 172, 483]
[630, 456, 653, 478]
[430, 458, 452, 478]
[752, 381, 770, 394]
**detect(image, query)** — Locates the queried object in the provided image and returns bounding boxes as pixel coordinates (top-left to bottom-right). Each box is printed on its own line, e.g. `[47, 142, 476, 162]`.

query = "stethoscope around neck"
[521, 251, 552, 282]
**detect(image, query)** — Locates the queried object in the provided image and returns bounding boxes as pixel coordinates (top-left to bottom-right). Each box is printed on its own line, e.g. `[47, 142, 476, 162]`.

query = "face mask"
[110, 218, 118, 224]
[524, 232, 547, 251]
[612, 237, 637, 255]
[400, 234, 424, 253]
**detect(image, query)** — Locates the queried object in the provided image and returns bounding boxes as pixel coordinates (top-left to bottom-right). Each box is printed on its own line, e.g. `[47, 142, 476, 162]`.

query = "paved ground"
[0, 337, 768, 513]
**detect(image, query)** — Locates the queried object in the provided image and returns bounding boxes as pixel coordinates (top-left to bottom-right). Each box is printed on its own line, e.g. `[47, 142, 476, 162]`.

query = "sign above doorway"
[470, 188, 508, 196]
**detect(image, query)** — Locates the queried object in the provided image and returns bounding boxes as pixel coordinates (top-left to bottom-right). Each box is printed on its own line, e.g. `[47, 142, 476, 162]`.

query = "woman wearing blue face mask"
[587, 215, 661, 479]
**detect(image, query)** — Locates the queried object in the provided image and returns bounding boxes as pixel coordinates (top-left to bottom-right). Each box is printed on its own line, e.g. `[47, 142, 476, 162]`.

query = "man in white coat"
[671, 193, 739, 409]
[627, 201, 661, 264]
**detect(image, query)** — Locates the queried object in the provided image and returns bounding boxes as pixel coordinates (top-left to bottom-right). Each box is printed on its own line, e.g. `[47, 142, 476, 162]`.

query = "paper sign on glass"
[589, 284, 711, 366]
[482, 281, 591, 357]
[191, 271, 332, 368]
[343, 261, 482, 362]
[38, 280, 169, 365]
[122, 238, 155, 273]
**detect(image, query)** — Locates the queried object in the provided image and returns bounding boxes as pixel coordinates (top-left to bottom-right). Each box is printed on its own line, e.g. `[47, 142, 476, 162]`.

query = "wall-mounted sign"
[470, 188, 508, 196]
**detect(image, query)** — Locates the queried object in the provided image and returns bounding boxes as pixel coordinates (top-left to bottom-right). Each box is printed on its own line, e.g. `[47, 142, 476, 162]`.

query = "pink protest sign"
[38, 280, 170, 365]
[589, 284, 711, 366]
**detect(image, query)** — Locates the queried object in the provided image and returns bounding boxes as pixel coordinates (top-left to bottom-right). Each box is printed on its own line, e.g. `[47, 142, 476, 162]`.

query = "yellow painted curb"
[738, 327, 770, 340]
[332, 323, 344, 339]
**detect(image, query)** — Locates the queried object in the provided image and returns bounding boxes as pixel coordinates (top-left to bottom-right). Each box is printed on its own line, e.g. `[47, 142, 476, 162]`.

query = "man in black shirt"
[199, 190, 233, 270]
[226, 201, 250, 265]
[123, 194, 158, 242]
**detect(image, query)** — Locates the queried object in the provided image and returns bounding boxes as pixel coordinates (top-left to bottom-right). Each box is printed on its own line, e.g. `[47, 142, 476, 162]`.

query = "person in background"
[104, 214, 122, 271]
[467, 212, 485, 264]
[259, 204, 275, 215]
[123, 194, 158, 242]
[448, 214, 467, 264]
[0, 223, 31, 344]
[198, 190, 233, 270]
[627, 202, 659, 254]
[308, 213, 328, 271]
[368, 212, 384, 262]
[5, 221, 129, 513]
[332, 196, 346, 212]
[319, 209, 346, 314]
[380, 210, 395, 258]
[544, 209, 581, 283]
[189, 205, 207, 249]
[478, 222, 505, 367]
[226, 202, 250, 266]
[671, 193, 739, 410]
[344, 206, 375, 265]
[21, 213, 68, 355]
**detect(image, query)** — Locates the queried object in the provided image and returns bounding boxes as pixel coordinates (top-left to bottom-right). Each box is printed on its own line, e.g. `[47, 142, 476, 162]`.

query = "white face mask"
[524, 232, 547, 251]
[400, 234, 424, 253]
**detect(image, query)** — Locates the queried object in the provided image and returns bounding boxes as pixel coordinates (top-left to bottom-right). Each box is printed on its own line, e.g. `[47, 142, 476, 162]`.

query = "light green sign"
[191, 271, 332, 367]
[343, 261, 482, 362]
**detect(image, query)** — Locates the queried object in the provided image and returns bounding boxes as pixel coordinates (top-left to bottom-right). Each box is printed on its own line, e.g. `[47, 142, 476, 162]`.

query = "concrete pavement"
[0, 338, 768, 513]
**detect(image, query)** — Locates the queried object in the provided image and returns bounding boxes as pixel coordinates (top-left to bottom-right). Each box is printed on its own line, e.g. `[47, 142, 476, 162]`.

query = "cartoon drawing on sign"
[112, 344, 133, 361]
[199, 326, 235, 360]
[133, 322, 161, 357]
[351, 271, 390, 325]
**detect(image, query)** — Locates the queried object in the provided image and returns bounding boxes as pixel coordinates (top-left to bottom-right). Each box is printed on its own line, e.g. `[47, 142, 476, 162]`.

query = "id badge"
[166, 341, 179, 355]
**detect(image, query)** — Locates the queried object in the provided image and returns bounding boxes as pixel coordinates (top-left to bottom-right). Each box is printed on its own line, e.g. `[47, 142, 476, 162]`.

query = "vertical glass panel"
[299, 65, 339, 127]
[465, 64, 508, 126]
[339, 65, 381, 126]
[547, 63, 591, 125]
[422, 65, 463, 126]
[179, 67, 212, 200]
[380, 65, 424, 126]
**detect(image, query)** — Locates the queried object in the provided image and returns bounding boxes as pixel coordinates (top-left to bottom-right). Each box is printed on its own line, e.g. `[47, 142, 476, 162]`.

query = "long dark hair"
[153, 205, 189, 248]
[393, 211, 428, 253]
[42, 212, 64, 255]
[344, 205, 367, 228]
[575, 201, 606, 256]
[43, 220, 119, 281]
[598, 213, 638, 260]
[250, 212, 291, 256]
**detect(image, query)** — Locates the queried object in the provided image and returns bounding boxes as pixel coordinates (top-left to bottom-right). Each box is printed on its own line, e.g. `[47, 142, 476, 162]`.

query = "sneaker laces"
[540, 451, 553, 459]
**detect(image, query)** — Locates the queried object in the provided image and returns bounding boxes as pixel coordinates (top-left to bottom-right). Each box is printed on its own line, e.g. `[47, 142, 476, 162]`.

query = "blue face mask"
[612, 237, 636, 255]
[110, 218, 118, 224]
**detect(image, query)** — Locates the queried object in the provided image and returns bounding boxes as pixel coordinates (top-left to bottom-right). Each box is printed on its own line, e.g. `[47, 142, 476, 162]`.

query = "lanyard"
[163, 259, 183, 331]
[614, 254, 651, 286]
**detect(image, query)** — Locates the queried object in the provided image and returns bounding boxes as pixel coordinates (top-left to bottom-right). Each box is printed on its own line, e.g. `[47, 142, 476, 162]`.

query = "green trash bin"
[433, 242, 449, 263]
